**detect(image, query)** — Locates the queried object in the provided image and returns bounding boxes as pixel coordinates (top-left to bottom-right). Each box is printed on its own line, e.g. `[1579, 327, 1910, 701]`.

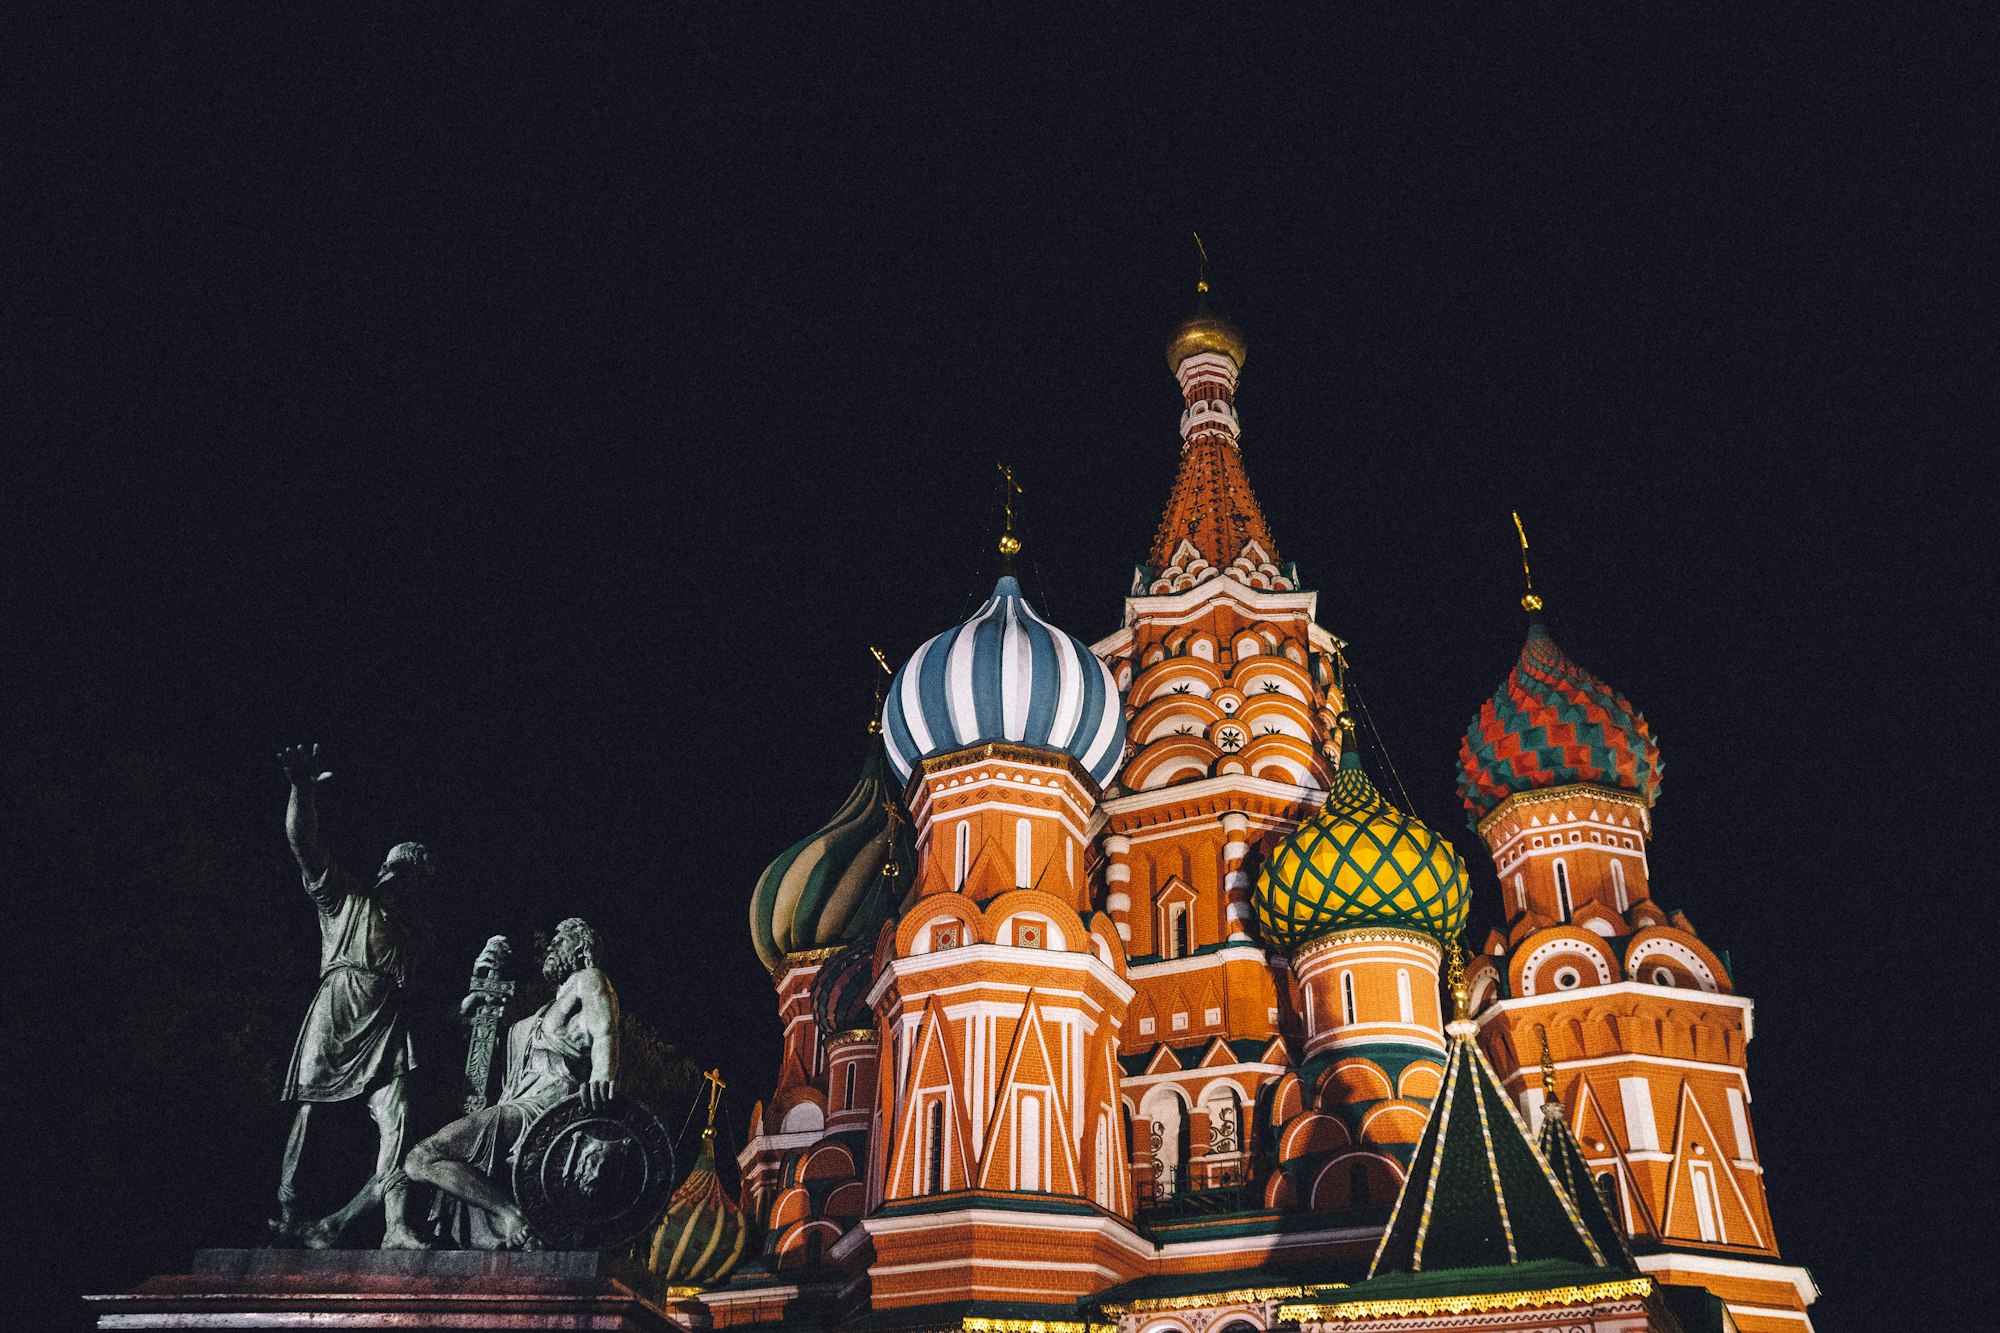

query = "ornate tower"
[1088, 289, 1351, 1210]
[1457, 597, 1819, 1331]
[864, 572, 1143, 1309]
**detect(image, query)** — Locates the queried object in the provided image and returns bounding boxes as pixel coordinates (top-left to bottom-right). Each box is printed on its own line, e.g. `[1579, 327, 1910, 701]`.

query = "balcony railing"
[1136, 1166, 1257, 1218]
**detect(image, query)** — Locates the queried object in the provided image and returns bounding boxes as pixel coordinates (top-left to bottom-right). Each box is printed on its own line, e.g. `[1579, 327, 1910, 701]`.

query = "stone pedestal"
[85, 1248, 707, 1330]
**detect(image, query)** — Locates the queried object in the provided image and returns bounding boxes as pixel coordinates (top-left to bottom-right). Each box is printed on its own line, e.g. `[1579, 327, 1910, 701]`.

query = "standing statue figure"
[406, 918, 621, 1249]
[272, 743, 432, 1250]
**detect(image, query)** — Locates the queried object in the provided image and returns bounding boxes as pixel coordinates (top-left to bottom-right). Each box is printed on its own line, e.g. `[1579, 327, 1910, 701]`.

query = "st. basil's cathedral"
[654, 289, 1818, 1333]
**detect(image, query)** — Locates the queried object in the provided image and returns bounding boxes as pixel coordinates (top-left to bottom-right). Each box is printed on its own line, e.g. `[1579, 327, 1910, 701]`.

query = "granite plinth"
[85, 1248, 706, 1330]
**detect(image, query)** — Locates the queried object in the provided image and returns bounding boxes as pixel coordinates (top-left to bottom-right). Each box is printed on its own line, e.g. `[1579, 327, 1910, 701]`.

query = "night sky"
[12, 8, 1987, 1330]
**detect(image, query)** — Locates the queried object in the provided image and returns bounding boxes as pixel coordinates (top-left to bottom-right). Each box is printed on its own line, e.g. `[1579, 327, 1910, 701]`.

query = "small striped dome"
[749, 741, 915, 972]
[882, 575, 1125, 791]
[1457, 621, 1662, 826]
[1256, 751, 1470, 947]
[646, 1130, 749, 1290]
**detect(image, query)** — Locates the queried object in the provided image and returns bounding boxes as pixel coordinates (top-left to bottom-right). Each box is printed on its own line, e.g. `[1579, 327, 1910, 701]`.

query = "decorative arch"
[1510, 925, 1620, 997]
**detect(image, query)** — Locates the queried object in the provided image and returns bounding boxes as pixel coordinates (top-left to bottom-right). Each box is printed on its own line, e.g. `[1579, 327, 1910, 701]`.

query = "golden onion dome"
[1166, 291, 1247, 372]
[1255, 747, 1470, 947]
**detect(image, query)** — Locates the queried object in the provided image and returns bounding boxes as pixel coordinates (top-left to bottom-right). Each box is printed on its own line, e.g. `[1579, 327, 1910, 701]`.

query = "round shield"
[513, 1093, 677, 1250]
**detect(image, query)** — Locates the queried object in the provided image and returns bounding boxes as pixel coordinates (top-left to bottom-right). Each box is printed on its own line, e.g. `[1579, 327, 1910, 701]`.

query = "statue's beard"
[544, 944, 580, 983]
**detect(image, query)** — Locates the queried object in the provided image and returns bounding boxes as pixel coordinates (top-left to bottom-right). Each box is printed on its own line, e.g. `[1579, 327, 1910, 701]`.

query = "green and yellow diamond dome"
[1256, 746, 1469, 947]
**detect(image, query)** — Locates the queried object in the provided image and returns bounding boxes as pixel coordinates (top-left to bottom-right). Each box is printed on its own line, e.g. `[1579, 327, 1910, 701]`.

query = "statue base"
[85, 1247, 708, 1330]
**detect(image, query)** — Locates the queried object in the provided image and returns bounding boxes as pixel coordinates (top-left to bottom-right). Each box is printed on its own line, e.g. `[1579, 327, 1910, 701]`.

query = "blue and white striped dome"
[882, 576, 1126, 791]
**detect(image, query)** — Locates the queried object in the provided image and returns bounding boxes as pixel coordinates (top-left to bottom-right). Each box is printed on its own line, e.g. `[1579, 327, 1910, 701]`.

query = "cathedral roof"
[1369, 997, 1617, 1278]
[812, 937, 877, 1034]
[1539, 1092, 1634, 1268]
[748, 739, 914, 972]
[880, 575, 1126, 791]
[1255, 747, 1470, 947]
[1456, 619, 1662, 827]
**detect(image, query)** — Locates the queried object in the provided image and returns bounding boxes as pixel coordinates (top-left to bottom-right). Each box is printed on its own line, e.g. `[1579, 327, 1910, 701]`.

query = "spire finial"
[1512, 511, 1544, 615]
[700, 1067, 726, 1145]
[867, 647, 893, 733]
[997, 463, 1023, 571]
[879, 787, 906, 881]
[1537, 1023, 1559, 1102]
[1193, 231, 1210, 295]
[1447, 938, 1470, 1023]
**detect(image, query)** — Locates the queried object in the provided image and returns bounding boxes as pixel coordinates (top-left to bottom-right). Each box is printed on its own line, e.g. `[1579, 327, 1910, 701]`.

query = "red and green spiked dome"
[1457, 620, 1662, 826]
[1255, 746, 1470, 947]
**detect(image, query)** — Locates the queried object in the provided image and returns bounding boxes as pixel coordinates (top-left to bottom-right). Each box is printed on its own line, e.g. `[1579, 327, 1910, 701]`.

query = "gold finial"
[1335, 712, 1358, 740]
[997, 463, 1023, 566]
[869, 645, 893, 677]
[1447, 939, 1470, 1023]
[1193, 231, 1210, 295]
[1536, 1024, 1558, 1101]
[1512, 511, 1543, 614]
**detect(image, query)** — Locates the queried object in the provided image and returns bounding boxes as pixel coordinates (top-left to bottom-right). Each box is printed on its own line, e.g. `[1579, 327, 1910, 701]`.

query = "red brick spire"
[1143, 296, 1294, 594]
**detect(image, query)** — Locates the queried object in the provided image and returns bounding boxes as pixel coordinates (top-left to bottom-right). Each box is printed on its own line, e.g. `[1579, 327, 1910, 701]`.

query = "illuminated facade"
[673, 293, 1817, 1333]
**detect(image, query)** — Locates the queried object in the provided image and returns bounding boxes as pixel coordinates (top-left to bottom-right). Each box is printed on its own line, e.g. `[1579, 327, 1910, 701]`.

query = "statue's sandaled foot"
[492, 1208, 536, 1250]
[266, 1216, 304, 1245]
[381, 1226, 431, 1251]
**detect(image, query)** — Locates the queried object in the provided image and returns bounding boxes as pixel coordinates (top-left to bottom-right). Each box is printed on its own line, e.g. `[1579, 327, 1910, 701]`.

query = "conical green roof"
[1369, 1017, 1610, 1276]
[1538, 1097, 1634, 1268]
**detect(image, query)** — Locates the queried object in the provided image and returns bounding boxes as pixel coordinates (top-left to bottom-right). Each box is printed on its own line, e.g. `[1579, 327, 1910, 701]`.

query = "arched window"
[1015, 818, 1032, 888]
[926, 1100, 945, 1194]
[955, 822, 971, 889]
[1689, 1162, 1723, 1242]
[1341, 971, 1357, 1025]
[1513, 872, 1526, 914]
[1555, 860, 1572, 921]
[843, 1062, 857, 1111]
[1019, 1095, 1043, 1191]
[1169, 904, 1190, 959]
[1595, 1171, 1621, 1225]
[1396, 968, 1414, 1024]
[1611, 859, 1628, 912]
[1350, 1159, 1370, 1205]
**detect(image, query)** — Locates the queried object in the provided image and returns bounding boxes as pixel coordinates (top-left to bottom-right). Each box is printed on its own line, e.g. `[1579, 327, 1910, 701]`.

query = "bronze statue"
[406, 918, 622, 1249]
[272, 743, 431, 1250]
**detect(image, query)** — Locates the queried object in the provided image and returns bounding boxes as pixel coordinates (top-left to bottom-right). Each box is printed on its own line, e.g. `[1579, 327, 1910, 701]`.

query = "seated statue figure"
[405, 917, 620, 1249]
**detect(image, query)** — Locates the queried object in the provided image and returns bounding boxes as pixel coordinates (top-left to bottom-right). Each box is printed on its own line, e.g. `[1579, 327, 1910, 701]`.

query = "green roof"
[1369, 1022, 1612, 1276]
[1537, 1097, 1635, 1268]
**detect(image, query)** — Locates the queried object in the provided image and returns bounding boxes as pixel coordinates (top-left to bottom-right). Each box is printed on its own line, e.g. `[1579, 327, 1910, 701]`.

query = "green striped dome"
[750, 739, 915, 972]
[1255, 751, 1469, 946]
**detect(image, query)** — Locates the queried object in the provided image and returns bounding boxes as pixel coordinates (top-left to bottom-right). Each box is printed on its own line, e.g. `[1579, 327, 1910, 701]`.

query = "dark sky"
[12, 7, 1988, 1330]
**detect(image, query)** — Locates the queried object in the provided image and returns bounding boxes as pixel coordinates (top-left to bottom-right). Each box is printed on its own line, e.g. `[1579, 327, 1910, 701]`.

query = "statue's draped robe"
[428, 1004, 591, 1247]
[282, 861, 417, 1103]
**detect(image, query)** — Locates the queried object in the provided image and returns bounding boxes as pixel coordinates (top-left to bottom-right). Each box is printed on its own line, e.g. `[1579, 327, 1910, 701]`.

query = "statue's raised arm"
[278, 742, 332, 884]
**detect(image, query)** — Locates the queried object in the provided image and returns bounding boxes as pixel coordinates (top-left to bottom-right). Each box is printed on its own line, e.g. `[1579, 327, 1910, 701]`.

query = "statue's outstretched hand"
[279, 743, 332, 788]
[581, 1078, 616, 1111]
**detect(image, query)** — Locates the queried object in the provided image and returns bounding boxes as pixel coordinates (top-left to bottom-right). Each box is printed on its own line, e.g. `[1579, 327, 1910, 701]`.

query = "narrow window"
[1396, 968, 1414, 1025]
[1689, 1163, 1722, 1242]
[926, 1100, 945, 1194]
[955, 821, 970, 888]
[1619, 1077, 1660, 1152]
[1350, 1159, 1370, 1205]
[1169, 904, 1189, 959]
[1341, 971, 1357, 1025]
[843, 1062, 857, 1111]
[1596, 1171, 1622, 1227]
[1512, 872, 1526, 914]
[1015, 818, 1032, 888]
[1555, 861, 1572, 920]
[1725, 1088, 1754, 1160]
[1019, 1096, 1043, 1191]
[1611, 859, 1628, 912]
